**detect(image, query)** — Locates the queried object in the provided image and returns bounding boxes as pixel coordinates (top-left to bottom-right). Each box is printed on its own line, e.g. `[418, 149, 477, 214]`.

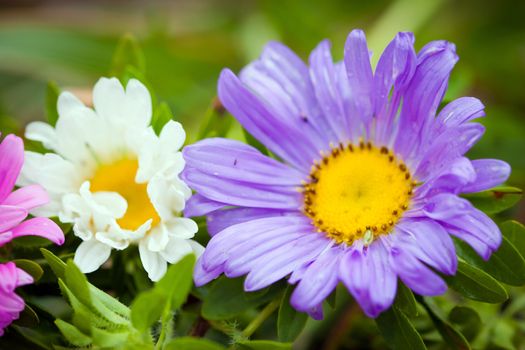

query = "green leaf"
[197, 98, 233, 140]
[463, 186, 522, 214]
[375, 307, 426, 350]
[45, 81, 60, 126]
[237, 340, 293, 350]
[90, 326, 129, 348]
[277, 286, 308, 342]
[64, 260, 92, 308]
[201, 277, 283, 320]
[89, 285, 130, 318]
[111, 34, 146, 78]
[448, 306, 482, 341]
[57, 279, 95, 334]
[455, 236, 525, 286]
[420, 298, 470, 350]
[14, 259, 44, 282]
[326, 288, 337, 309]
[152, 102, 173, 135]
[55, 319, 92, 347]
[40, 248, 66, 279]
[155, 254, 195, 310]
[445, 261, 508, 303]
[13, 305, 40, 328]
[130, 289, 167, 332]
[164, 337, 226, 350]
[243, 128, 269, 155]
[13, 235, 54, 248]
[501, 220, 525, 257]
[394, 281, 418, 317]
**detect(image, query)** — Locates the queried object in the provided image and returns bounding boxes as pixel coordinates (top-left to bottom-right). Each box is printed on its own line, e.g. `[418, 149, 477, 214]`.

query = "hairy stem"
[241, 298, 281, 339]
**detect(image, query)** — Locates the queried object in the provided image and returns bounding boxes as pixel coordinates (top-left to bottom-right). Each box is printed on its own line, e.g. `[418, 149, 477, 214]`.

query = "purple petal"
[394, 41, 458, 158]
[396, 219, 458, 275]
[3, 184, 49, 211]
[239, 42, 329, 149]
[416, 157, 476, 197]
[184, 193, 227, 217]
[11, 217, 64, 245]
[183, 138, 305, 186]
[0, 135, 24, 203]
[339, 241, 397, 318]
[218, 69, 320, 172]
[390, 244, 447, 296]
[0, 205, 28, 233]
[422, 193, 473, 220]
[462, 159, 511, 193]
[344, 30, 374, 129]
[415, 123, 485, 180]
[224, 227, 309, 277]
[243, 233, 329, 291]
[181, 167, 302, 210]
[441, 207, 501, 260]
[309, 40, 351, 142]
[373, 32, 416, 144]
[290, 247, 340, 311]
[207, 207, 295, 236]
[435, 97, 485, 129]
[194, 256, 223, 287]
[201, 215, 309, 270]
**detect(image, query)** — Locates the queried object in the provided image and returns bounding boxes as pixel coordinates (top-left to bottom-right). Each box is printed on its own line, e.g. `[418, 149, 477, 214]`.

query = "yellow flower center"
[90, 158, 160, 230]
[303, 142, 415, 245]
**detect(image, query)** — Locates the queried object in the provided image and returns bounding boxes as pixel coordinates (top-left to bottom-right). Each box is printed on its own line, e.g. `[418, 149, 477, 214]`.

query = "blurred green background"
[0, 1, 524, 349]
[0, 0, 523, 220]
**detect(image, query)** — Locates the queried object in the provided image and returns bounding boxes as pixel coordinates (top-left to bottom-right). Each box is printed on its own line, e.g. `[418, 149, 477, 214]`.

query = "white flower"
[18, 77, 203, 281]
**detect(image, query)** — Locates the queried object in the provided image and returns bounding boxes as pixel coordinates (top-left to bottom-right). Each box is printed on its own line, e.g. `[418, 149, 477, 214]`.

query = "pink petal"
[0, 135, 24, 202]
[0, 262, 18, 293]
[11, 217, 64, 245]
[3, 184, 49, 211]
[0, 205, 28, 232]
[15, 268, 33, 287]
[0, 231, 14, 246]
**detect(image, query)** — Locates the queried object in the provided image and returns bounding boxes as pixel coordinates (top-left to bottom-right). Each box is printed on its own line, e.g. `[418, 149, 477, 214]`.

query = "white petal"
[159, 237, 193, 264]
[164, 217, 198, 239]
[72, 221, 93, 241]
[18, 152, 80, 198]
[57, 91, 87, 119]
[159, 121, 185, 152]
[91, 191, 127, 219]
[125, 79, 152, 128]
[74, 239, 112, 273]
[139, 241, 167, 281]
[25, 121, 57, 150]
[188, 240, 205, 258]
[95, 231, 129, 250]
[145, 225, 170, 252]
[93, 77, 126, 123]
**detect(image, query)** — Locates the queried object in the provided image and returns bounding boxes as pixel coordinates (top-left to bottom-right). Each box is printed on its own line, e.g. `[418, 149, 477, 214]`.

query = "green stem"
[155, 302, 172, 350]
[241, 298, 281, 339]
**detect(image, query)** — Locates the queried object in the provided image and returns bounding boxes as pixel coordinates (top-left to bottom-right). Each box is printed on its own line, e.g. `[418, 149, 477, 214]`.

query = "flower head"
[0, 262, 33, 336]
[19, 78, 203, 281]
[183, 30, 511, 318]
[0, 134, 63, 335]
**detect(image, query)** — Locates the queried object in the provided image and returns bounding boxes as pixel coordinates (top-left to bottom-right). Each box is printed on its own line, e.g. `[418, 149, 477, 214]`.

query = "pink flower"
[0, 262, 33, 336]
[0, 134, 64, 336]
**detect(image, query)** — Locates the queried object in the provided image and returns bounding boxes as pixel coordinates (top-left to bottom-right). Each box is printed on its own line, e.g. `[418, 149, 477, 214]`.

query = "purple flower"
[0, 134, 64, 335]
[183, 30, 511, 318]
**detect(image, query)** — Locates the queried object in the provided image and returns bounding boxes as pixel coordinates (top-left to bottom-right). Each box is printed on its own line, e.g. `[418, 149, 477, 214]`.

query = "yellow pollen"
[303, 142, 414, 245]
[90, 158, 160, 230]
